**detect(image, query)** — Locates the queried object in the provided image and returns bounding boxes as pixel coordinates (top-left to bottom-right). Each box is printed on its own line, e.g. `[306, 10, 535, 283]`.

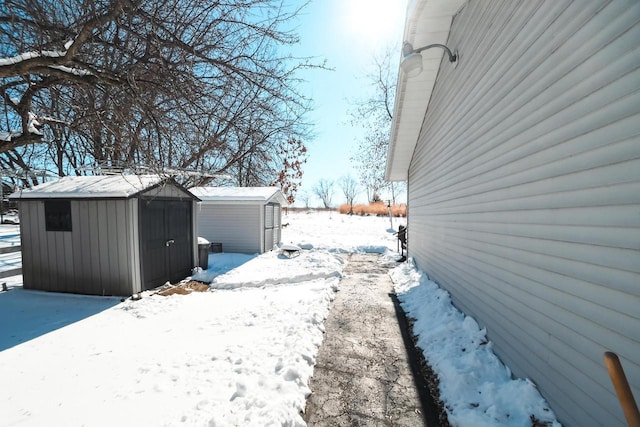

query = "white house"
[385, 1, 639, 426]
[189, 186, 288, 254]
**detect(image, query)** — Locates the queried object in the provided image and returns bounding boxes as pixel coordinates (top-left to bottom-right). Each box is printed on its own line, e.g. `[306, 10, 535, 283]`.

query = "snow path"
[304, 253, 426, 425]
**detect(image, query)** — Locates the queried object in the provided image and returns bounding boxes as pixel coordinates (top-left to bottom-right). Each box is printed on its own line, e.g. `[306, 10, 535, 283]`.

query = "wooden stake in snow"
[604, 351, 640, 427]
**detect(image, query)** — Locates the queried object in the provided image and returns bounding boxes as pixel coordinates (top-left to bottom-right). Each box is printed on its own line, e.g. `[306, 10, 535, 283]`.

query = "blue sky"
[289, 0, 406, 206]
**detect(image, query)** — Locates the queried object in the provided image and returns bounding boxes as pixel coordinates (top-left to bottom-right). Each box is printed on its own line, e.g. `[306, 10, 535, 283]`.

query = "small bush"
[369, 201, 388, 216]
[337, 204, 352, 214]
[392, 204, 407, 217]
[352, 204, 366, 215]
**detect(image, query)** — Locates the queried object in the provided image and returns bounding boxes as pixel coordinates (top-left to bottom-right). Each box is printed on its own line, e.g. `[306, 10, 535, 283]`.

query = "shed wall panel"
[97, 200, 110, 292]
[70, 199, 132, 295]
[72, 202, 89, 291]
[272, 204, 282, 247]
[127, 199, 142, 293]
[192, 201, 199, 267]
[20, 202, 38, 289]
[264, 229, 274, 252]
[19, 201, 40, 290]
[20, 199, 134, 295]
[196, 204, 262, 253]
[265, 204, 274, 228]
[406, 1, 640, 426]
[274, 206, 281, 227]
[89, 201, 102, 286]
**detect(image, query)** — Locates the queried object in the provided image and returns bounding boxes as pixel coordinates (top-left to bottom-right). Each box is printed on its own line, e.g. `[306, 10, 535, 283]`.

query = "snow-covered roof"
[9, 175, 172, 199]
[189, 186, 288, 206]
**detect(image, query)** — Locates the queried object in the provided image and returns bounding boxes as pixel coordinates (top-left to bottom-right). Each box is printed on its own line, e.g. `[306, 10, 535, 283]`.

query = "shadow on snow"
[0, 288, 120, 352]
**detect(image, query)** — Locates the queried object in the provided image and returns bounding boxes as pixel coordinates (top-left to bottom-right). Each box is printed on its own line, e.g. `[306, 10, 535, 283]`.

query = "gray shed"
[10, 175, 200, 295]
[385, 1, 639, 426]
[189, 186, 288, 254]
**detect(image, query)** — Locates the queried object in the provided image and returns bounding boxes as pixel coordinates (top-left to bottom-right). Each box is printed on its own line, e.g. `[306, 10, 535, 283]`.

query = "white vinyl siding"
[265, 204, 274, 228]
[406, 1, 640, 426]
[197, 204, 262, 254]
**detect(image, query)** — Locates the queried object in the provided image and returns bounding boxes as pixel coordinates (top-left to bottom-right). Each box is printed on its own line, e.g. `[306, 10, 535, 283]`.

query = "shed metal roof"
[189, 186, 288, 206]
[9, 174, 179, 199]
[385, 0, 465, 181]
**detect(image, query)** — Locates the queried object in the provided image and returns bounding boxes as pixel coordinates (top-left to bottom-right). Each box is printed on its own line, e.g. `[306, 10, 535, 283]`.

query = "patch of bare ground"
[156, 280, 210, 296]
[405, 316, 451, 427]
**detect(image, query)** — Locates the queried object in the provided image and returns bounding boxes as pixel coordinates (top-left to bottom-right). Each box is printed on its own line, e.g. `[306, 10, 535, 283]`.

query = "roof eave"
[385, 0, 465, 182]
[190, 187, 288, 206]
[133, 177, 201, 201]
[267, 191, 289, 207]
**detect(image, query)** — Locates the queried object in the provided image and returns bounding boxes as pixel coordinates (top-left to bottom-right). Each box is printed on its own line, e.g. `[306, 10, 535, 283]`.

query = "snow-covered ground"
[0, 211, 560, 426]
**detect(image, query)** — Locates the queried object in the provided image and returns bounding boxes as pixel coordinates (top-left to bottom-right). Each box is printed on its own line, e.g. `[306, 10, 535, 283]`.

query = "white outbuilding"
[189, 187, 288, 254]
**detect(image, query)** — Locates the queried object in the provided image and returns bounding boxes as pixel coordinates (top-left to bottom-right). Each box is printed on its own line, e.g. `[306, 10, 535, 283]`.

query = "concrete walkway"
[304, 253, 435, 426]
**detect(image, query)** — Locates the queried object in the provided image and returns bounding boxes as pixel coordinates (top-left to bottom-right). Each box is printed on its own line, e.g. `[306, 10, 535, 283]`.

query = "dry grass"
[338, 202, 407, 217]
[157, 280, 210, 296]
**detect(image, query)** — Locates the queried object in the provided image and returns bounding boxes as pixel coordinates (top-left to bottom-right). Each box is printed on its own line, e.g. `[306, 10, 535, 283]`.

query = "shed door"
[140, 199, 193, 290]
[264, 203, 280, 250]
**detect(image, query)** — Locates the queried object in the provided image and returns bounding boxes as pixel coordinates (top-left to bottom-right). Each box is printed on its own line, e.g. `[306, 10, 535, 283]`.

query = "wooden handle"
[604, 352, 640, 427]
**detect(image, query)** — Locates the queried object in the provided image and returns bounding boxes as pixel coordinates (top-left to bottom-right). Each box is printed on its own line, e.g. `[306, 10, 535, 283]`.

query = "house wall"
[196, 203, 262, 253]
[19, 199, 135, 296]
[406, 1, 640, 426]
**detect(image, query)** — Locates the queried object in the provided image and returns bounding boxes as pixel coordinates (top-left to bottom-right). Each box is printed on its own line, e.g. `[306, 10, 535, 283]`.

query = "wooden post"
[604, 352, 640, 427]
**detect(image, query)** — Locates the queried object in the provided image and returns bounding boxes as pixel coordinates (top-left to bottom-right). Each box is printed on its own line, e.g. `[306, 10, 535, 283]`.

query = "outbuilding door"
[264, 203, 280, 251]
[140, 199, 193, 290]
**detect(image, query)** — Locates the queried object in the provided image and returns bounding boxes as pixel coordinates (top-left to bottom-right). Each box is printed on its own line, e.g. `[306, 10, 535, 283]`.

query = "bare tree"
[339, 175, 359, 214]
[312, 179, 333, 209]
[349, 47, 405, 201]
[297, 190, 311, 209]
[0, 0, 317, 187]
